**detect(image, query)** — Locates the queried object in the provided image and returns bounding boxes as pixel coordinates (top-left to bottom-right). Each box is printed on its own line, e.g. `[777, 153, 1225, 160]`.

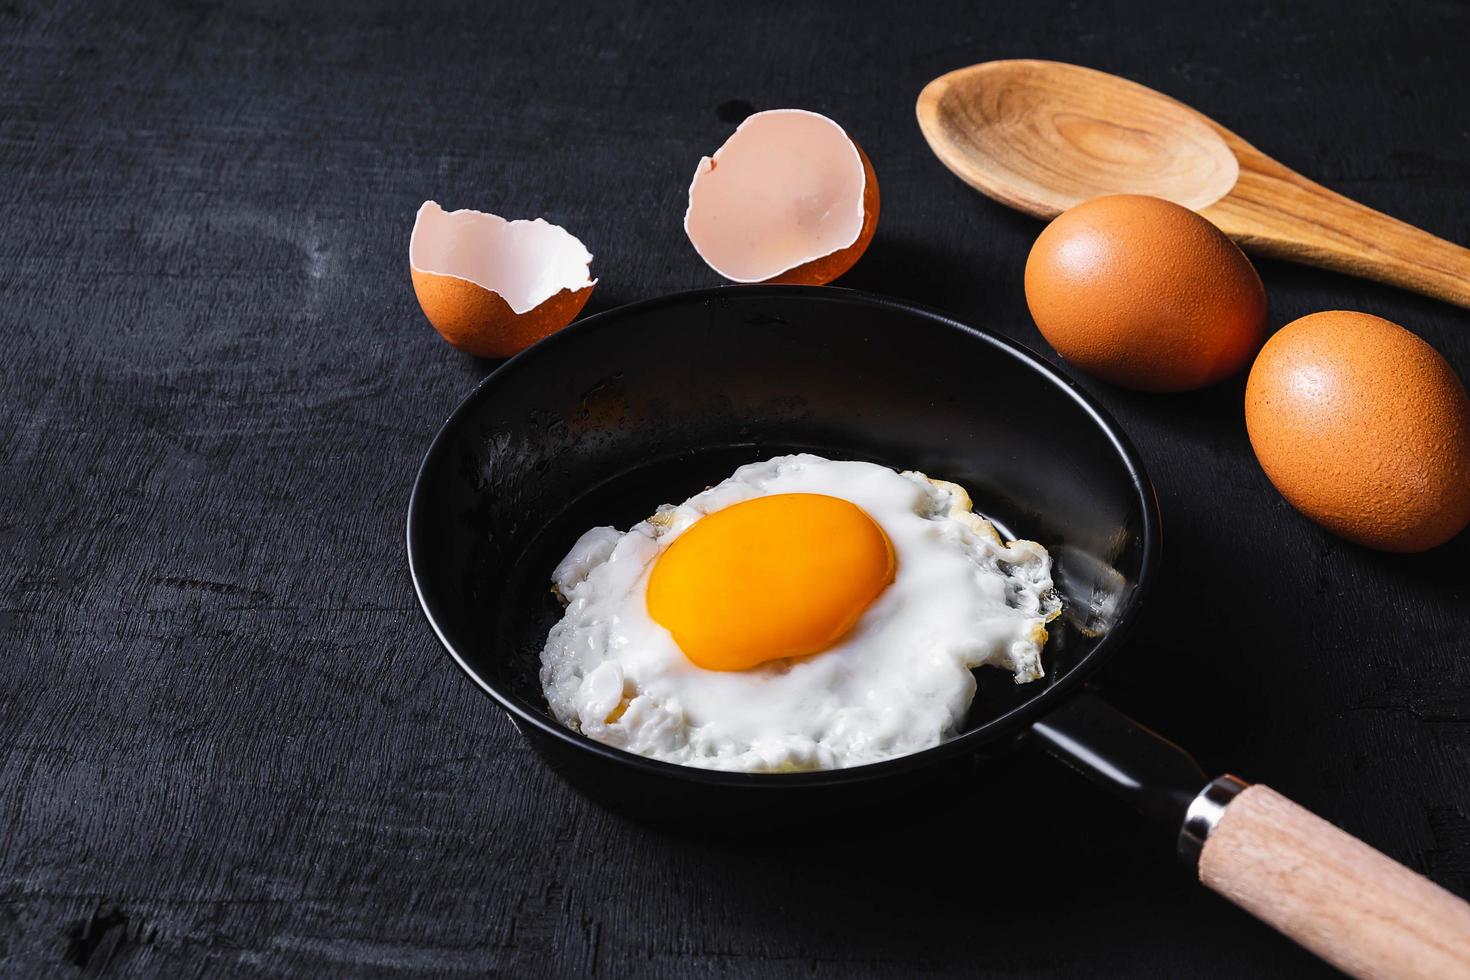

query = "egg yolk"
[646, 493, 896, 671]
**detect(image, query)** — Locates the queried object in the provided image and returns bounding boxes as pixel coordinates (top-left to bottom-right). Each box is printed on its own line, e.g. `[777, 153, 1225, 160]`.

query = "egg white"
[539, 455, 1057, 772]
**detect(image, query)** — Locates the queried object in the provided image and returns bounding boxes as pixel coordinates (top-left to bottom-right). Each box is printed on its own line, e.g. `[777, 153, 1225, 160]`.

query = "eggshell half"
[684, 109, 879, 285]
[410, 201, 596, 358]
[1245, 311, 1470, 552]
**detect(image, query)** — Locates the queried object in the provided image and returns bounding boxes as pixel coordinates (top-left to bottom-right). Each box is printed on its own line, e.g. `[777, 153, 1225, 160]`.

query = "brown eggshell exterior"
[1245, 311, 1470, 552]
[1024, 194, 1267, 392]
[411, 269, 593, 359]
[766, 142, 879, 286]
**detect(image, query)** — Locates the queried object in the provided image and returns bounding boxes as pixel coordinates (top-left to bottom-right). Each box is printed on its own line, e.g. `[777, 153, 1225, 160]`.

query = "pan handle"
[1033, 692, 1470, 979]
[1029, 690, 1208, 832]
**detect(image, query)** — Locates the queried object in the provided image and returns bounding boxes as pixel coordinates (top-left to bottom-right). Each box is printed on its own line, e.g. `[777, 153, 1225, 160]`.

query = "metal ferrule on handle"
[1177, 774, 1249, 867]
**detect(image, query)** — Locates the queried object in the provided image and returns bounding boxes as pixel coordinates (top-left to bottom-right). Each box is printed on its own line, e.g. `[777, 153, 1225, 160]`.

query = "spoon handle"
[1203, 145, 1470, 309]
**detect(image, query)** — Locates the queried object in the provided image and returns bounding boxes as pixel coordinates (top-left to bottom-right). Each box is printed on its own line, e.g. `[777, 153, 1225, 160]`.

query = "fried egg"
[539, 455, 1057, 772]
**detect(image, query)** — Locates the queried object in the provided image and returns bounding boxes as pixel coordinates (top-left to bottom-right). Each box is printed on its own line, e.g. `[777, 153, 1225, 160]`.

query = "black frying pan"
[407, 286, 1470, 977]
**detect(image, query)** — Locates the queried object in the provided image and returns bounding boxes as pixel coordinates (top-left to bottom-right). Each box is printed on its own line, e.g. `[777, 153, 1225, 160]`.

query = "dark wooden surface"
[3, 1, 1468, 976]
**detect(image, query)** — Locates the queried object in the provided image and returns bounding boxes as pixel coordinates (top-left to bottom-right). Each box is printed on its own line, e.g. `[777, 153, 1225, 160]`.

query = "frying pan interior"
[409, 286, 1158, 800]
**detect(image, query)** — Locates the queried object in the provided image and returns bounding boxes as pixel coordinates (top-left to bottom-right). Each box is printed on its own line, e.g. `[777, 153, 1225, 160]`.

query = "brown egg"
[1024, 195, 1267, 392]
[1245, 311, 1470, 552]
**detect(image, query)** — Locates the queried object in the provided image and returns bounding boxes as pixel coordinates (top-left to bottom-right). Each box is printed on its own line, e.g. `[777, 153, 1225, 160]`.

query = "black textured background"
[3, 1, 1468, 976]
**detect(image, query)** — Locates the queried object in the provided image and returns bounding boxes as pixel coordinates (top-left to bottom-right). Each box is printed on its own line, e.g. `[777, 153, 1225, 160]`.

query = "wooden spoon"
[916, 59, 1470, 308]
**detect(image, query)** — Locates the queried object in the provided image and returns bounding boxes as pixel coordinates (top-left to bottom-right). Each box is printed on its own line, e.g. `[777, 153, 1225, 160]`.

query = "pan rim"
[406, 284, 1161, 788]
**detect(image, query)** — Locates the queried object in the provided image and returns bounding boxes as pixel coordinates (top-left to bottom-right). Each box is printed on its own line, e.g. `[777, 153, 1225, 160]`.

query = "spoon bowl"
[918, 60, 1470, 309]
[918, 59, 1239, 216]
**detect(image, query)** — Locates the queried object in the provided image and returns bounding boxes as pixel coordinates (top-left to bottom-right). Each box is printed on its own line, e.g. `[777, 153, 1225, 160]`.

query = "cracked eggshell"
[684, 109, 879, 286]
[410, 201, 596, 358]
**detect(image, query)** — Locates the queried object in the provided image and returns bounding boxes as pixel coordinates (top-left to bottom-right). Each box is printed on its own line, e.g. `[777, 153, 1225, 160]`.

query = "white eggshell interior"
[684, 109, 868, 282]
[410, 201, 595, 314]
